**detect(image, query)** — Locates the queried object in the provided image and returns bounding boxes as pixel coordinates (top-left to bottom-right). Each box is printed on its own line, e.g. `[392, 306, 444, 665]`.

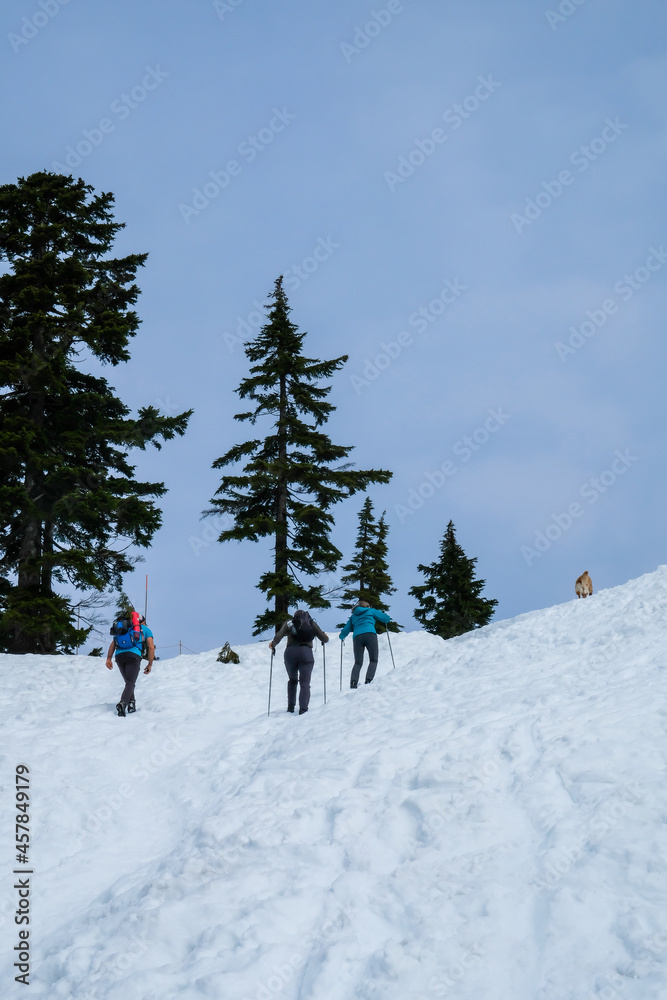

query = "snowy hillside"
[3, 568, 667, 999]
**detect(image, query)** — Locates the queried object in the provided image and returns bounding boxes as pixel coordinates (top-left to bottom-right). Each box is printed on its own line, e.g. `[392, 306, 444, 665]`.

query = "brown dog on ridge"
[575, 571, 593, 598]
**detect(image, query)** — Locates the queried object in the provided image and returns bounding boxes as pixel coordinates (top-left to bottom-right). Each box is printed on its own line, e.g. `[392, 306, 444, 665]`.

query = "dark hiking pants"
[351, 632, 379, 685]
[116, 653, 141, 705]
[284, 645, 314, 712]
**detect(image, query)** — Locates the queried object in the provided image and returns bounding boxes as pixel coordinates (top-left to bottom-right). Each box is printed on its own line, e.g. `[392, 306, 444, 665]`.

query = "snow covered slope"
[3, 568, 667, 999]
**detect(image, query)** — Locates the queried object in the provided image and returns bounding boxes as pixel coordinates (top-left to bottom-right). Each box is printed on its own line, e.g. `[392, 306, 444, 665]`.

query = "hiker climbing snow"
[106, 611, 155, 716]
[269, 609, 328, 715]
[339, 600, 392, 688]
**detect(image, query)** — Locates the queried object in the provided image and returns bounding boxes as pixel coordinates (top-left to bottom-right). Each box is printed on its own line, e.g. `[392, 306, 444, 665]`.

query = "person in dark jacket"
[339, 601, 391, 688]
[269, 609, 329, 715]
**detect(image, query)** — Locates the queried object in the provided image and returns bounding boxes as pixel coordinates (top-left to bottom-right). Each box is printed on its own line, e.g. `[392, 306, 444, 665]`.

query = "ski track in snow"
[3, 568, 667, 998]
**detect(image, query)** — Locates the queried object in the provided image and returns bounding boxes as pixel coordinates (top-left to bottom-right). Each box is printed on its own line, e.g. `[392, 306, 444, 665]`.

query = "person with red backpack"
[105, 610, 155, 716]
[269, 609, 328, 715]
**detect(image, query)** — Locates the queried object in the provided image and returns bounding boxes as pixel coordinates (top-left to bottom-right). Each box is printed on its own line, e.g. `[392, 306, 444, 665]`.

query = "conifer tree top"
[207, 278, 392, 635]
[0, 170, 147, 367]
[337, 496, 399, 629]
[409, 520, 497, 640]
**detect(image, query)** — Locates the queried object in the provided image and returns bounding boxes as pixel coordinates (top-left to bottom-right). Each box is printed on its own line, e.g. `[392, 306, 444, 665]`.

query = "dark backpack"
[110, 617, 141, 651]
[289, 611, 316, 643]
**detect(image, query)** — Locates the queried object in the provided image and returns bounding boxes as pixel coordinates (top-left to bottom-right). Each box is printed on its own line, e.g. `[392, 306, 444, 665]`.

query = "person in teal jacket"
[339, 600, 391, 688]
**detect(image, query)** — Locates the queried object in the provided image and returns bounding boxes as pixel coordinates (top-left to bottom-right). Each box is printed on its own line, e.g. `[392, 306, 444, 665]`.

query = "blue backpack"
[110, 618, 141, 651]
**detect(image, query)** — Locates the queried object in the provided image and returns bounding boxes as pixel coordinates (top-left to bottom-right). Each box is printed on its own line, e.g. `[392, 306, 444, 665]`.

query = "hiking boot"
[298, 707, 308, 715]
[286, 706, 295, 713]
[127, 700, 136, 714]
[116, 702, 126, 717]
[350, 680, 358, 689]
[364, 678, 372, 684]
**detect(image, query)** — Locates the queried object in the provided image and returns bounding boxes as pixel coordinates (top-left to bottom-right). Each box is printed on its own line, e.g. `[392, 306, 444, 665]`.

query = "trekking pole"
[267, 648, 274, 717]
[339, 640, 343, 691]
[322, 642, 327, 705]
[386, 629, 396, 670]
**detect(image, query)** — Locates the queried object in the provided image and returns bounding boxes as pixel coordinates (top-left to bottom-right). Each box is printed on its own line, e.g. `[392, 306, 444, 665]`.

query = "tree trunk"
[360, 519, 368, 594]
[16, 480, 40, 589]
[274, 372, 289, 632]
[40, 519, 55, 653]
[14, 332, 47, 652]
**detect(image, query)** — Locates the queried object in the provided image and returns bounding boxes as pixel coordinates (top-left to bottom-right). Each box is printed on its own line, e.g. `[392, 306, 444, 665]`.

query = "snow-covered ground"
[3, 568, 667, 999]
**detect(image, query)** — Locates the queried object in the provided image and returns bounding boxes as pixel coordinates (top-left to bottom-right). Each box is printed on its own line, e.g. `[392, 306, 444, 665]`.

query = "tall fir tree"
[409, 520, 497, 639]
[0, 172, 192, 654]
[337, 497, 399, 631]
[206, 276, 392, 635]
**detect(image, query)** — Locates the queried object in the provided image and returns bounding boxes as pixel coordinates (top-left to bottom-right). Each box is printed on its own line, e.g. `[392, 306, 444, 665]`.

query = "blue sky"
[3, 0, 666, 654]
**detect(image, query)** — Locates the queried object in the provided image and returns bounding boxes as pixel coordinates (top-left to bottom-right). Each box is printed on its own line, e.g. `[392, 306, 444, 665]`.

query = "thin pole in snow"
[339, 640, 344, 691]
[386, 629, 396, 669]
[268, 648, 274, 717]
[323, 642, 327, 704]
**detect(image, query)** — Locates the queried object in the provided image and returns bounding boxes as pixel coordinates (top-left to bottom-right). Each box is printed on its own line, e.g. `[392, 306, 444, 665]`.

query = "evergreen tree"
[112, 591, 135, 622]
[337, 497, 399, 631]
[0, 172, 192, 654]
[409, 520, 497, 639]
[206, 277, 392, 635]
